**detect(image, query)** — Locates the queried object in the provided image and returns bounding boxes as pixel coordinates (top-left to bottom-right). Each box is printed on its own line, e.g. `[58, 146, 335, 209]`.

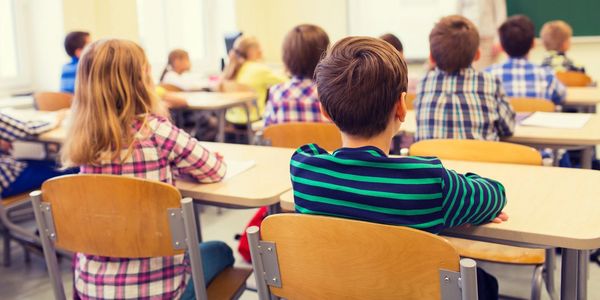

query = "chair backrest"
[219, 80, 254, 93]
[556, 71, 592, 87]
[405, 92, 417, 110]
[409, 139, 542, 166]
[263, 122, 342, 151]
[38, 174, 185, 257]
[159, 83, 184, 92]
[248, 214, 477, 299]
[34, 92, 73, 111]
[509, 97, 555, 113]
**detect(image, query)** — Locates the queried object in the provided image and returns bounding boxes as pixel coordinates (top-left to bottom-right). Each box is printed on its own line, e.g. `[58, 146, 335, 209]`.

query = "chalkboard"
[507, 0, 600, 37]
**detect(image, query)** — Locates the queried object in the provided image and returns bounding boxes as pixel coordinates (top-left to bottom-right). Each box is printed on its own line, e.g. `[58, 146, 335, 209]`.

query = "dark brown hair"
[380, 33, 403, 53]
[315, 36, 407, 138]
[64, 31, 90, 58]
[282, 24, 330, 78]
[429, 15, 479, 73]
[499, 15, 535, 58]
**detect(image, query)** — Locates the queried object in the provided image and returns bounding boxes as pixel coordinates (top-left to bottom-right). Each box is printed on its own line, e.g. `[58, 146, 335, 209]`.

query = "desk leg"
[561, 248, 587, 300]
[581, 147, 593, 169]
[193, 203, 203, 242]
[244, 102, 254, 144]
[267, 203, 281, 215]
[578, 250, 589, 300]
[216, 109, 226, 143]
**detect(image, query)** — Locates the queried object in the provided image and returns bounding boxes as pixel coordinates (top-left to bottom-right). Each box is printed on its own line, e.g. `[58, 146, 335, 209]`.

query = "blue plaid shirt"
[414, 67, 515, 141]
[263, 77, 325, 127]
[60, 57, 79, 94]
[486, 58, 566, 105]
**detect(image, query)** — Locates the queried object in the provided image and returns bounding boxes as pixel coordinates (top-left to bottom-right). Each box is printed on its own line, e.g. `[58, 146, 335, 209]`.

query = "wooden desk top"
[401, 110, 600, 146]
[565, 87, 600, 106]
[177, 91, 256, 110]
[280, 160, 600, 249]
[176, 142, 293, 207]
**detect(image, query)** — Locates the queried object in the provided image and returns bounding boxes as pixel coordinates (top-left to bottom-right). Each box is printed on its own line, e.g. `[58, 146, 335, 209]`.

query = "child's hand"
[0, 140, 12, 154]
[491, 211, 509, 224]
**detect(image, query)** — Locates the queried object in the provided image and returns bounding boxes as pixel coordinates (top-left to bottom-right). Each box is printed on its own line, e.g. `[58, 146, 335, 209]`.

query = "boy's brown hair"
[315, 36, 407, 138]
[380, 33, 403, 53]
[64, 31, 90, 58]
[499, 15, 535, 58]
[429, 15, 479, 73]
[541, 20, 572, 52]
[282, 24, 330, 78]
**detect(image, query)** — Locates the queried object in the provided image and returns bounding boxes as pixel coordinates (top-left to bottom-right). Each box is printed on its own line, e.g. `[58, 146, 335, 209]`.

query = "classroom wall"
[62, 0, 140, 42]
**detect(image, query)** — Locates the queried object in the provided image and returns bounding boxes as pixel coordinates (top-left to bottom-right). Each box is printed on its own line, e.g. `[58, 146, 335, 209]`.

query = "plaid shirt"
[263, 77, 325, 127]
[0, 113, 57, 193]
[75, 114, 226, 299]
[541, 51, 586, 73]
[486, 58, 566, 104]
[415, 67, 515, 141]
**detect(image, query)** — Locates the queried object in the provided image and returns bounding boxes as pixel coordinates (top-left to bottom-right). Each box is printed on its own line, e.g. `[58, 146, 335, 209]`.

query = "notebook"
[520, 112, 591, 129]
[223, 159, 256, 180]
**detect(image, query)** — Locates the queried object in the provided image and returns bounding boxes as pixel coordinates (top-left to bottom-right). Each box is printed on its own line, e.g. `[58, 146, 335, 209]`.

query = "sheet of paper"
[0, 108, 58, 124]
[520, 112, 591, 129]
[223, 159, 256, 180]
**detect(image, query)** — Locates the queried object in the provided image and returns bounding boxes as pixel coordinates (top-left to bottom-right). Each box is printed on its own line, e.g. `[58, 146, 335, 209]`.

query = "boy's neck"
[340, 130, 394, 155]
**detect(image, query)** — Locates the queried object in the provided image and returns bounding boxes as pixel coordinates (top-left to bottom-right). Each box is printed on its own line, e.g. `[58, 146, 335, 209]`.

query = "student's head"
[499, 15, 535, 58]
[315, 36, 408, 138]
[541, 20, 572, 53]
[160, 49, 190, 82]
[379, 33, 403, 55]
[62, 39, 165, 167]
[429, 15, 479, 73]
[64, 31, 91, 58]
[282, 24, 330, 79]
[222, 35, 262, 80]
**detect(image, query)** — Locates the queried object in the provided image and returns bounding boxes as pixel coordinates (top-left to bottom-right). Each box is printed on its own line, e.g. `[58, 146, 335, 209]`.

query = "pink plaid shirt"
[263, 77, 325, 127]
[74, 114, 226, 299]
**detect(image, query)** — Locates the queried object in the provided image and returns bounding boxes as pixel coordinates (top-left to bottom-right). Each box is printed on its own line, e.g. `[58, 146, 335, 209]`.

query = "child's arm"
[440, 167, 507, 228]
[548, 74, 566, 105]
[494, 81, 515, 137]
[158, 120, 227, 183]
[263, 89, 277, 127]
[0, 112, 62, 142]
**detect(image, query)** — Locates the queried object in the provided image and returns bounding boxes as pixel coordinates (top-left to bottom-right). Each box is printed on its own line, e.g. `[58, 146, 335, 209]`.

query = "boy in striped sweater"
[290, 36, 507, 299]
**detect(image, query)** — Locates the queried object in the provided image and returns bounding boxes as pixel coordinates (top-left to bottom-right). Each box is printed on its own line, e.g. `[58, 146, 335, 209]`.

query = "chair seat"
[207, 267, 252, 300]
[446, 237, 546, 265]
[2, 192, 32, 207]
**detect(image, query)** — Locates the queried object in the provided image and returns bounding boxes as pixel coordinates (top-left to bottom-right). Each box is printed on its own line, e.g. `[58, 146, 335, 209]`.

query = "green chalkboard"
[507, 0, 600, 37]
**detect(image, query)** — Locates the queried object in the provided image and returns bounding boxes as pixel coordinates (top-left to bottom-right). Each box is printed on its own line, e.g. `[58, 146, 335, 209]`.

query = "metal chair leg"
[531, 264, 544, 300]
[544, 248, 558, 300]
[2, 229, 10, 267]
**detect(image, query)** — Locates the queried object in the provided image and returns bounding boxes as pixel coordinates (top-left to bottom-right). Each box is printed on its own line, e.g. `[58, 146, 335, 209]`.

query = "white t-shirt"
[161, 70, 208, 91]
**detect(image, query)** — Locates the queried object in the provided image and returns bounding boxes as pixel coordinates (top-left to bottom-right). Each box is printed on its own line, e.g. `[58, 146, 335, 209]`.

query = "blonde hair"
[222, 35, 260, 80]
[61, 39, 167, 167]
[160, 49, 189, 82]
[541, 20, 572, 51]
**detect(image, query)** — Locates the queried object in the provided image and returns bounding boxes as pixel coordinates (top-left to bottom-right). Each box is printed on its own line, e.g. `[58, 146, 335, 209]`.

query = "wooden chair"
[509, 98, 556, 113]
[247, 214, 478, 300]
[263, 122, 342, 152]
[159, 83, 184, 92]
[0, 192, 38, 266]
[33, 92, 73, 111]
[405, 92, 417, 110]
[556, 71, 592, 87]
[31, 174, 251, 300]
[409, 139, 556, 300]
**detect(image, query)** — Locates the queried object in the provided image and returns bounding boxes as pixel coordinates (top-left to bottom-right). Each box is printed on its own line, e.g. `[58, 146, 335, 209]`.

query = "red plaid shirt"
[74, 114, 226, 299]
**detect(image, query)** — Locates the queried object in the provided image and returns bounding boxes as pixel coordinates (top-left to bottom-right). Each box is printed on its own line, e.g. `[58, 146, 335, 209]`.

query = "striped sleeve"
[440, 168, 506, 227]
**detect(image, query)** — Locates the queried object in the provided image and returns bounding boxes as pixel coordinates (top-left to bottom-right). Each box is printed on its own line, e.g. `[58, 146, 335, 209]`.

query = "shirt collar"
[507, 57, 529, 66]
[71, 56, 80, 64]
[332, 145, 388, 157]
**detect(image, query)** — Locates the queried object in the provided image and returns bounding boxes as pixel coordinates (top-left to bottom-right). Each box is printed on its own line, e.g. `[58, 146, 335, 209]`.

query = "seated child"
[60, 31, 90, 93]
[415, 15, 515, 141]
[263, 24, 330, 127]
[61, 39, 233, 300]
[291, 36, 507, 300]
[486, 15, 566, 105]
[222, 35, 287, 125]
[379, 33, 403, 56]
[540, 20, 585, 73]
[160, 49, 207, 91]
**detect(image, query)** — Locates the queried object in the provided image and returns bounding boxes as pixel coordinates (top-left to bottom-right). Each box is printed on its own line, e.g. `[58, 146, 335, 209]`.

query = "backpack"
[237, 206, 268, 263]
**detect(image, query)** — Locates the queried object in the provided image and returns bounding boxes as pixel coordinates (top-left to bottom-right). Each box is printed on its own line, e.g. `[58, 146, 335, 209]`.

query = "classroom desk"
[279, 160, 600, 299]
[401, 110, 600, 169]
[176, 91, 257, 143]
[565, 87, 600, 113]
[0, 96, 34, 109]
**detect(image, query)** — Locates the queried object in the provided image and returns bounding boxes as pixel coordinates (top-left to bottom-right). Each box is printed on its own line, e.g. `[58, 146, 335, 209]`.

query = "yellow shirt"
[226, 61, 287, 124]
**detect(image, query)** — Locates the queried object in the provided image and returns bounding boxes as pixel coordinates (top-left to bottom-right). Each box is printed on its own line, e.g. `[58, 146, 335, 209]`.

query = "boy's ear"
[429, 53, 436, 66]
[473, 48, 481, 62]
[396, 92, 407, 123]
[319, 102, 333, 122]
[75, 48, 83, 58]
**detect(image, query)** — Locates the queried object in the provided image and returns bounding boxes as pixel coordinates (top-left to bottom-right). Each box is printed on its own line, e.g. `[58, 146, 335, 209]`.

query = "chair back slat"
[34, 92, 73, 111]
[40, 174, 184, 257]
[509, 97, 555, 113]
[259, 214, 460, 300]
[263, 122, 342, 151]
[556, 71, 592, 87]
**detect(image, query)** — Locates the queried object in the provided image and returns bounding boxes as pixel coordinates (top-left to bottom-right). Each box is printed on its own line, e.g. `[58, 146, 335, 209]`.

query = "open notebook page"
[520, 112, 591, 129]
[223, 159, 256, 180]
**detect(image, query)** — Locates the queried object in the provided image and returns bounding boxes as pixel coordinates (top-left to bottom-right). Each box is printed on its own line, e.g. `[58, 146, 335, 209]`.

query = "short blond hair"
[541, 20, 572, 51]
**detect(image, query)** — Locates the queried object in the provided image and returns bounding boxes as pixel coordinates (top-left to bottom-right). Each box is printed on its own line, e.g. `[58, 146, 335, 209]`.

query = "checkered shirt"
[486, 58, 566, 104]
[0, 112, 57, 194]
[415, 67, 515, 141]
[263, 77, 325, 127]
[541, 51, 586, 73]
[75, 114, 226, 299]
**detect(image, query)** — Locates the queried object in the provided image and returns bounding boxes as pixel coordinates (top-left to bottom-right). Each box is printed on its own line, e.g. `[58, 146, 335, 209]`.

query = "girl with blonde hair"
[62, 39, 233, 300]
[222, 35, 286, 125]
